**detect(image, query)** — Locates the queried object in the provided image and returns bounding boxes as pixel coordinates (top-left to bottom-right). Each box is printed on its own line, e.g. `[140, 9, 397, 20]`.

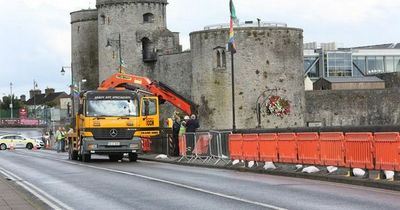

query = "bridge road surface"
[0, 129, 399, 210]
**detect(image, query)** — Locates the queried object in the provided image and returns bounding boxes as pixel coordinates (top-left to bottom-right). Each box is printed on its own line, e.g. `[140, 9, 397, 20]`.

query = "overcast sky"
[0, 0, 399, 98]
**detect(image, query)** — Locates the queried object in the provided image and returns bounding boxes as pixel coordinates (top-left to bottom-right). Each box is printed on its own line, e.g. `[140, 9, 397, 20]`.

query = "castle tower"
[190, 23, 305, 129]
[70, 9, 99, 91]
[96, 0, 181, 82]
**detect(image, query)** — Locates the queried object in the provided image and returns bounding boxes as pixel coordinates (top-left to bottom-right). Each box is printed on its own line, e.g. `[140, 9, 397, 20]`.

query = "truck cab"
[69, 89, 160, 162]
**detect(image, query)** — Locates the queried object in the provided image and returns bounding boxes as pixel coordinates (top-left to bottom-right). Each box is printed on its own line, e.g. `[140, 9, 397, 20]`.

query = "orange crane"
[100, 72, 196, 115]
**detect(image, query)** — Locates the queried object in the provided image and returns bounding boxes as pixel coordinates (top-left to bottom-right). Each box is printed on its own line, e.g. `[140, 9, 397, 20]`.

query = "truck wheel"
[82, 154, 91, 162]
[129, 153, 138, 162]
[68, 139, 78, 160]
[109, 154, 123, 162]
[69, 149, 78, 160]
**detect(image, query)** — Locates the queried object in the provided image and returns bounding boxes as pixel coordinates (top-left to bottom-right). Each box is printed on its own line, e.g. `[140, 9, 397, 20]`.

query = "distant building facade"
[25, 88, 71, 124]
[304, 42, 400, 80]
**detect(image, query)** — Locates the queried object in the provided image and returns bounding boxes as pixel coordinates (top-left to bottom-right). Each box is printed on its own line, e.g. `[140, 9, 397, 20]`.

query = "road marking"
[0, 167, 74, 210]
[10, 151, 286, 209]
[11, 150, 400, 198]
[63, 161, 286, 209]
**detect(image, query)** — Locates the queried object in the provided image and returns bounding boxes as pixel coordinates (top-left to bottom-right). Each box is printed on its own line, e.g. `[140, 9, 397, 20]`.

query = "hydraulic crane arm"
[100, 72, 196, 115]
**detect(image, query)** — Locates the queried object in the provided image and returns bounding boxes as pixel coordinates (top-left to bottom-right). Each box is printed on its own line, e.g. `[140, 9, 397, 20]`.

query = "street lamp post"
[9, 82, 13, 119]
[33, 80, 38, 118]
[106, 33, 123, 73]
[61, 66, 75, 120]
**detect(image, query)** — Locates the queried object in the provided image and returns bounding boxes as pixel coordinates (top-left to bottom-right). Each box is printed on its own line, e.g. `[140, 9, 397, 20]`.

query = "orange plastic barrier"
[179, 135, 187, 156]
[258, 133, 278, 162]
[277, 133, 297, 163]
[242, 134, 259, 161]
[142, 137, 151, 152]
[319, 132, 345, 166]
[229, 134, 243, 160]
[344, 133, 374, 169]
[374, 132, 400, 171]
[297, 132, 320, 165]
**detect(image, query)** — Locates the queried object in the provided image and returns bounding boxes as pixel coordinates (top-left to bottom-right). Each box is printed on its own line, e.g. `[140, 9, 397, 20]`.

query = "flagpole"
[229, 0, 237, 131]
[231, 51, 236, 131]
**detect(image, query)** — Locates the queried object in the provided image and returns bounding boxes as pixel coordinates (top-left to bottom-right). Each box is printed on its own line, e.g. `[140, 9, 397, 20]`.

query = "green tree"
[0, 95, 22, 110]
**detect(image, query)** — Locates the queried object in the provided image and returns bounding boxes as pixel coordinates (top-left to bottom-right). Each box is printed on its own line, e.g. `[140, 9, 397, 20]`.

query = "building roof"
[321, 77, 384, 83]
[352, 43, 399, 49]
[25, 92, 68, 106]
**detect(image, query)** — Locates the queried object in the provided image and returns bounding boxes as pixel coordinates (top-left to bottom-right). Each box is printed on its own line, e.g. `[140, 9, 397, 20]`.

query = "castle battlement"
[70, 9, 98, 24]
[96, 0, 168, 7]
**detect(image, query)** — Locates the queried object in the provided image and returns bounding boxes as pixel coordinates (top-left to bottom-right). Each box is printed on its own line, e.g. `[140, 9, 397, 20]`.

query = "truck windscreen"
[86, 97, 139, 117]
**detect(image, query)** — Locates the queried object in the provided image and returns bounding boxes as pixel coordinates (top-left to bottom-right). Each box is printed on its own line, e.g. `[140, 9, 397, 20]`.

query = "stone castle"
[71, 0, 305, 130]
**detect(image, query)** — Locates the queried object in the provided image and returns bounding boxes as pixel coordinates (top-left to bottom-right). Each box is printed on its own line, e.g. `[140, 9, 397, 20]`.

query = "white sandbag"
[296, 164, 303, 170]
[232, 160, 240, 165]
[352, 168, 365, 177]
[155, 154, 168, 159]
[327, 166, 338, 173]
[302, 166, 320, 173]
[264, 162, 276, 170]
[384, 171, 394, 180]
[221, 155, 229, 159]
[248, 161, 255, 168]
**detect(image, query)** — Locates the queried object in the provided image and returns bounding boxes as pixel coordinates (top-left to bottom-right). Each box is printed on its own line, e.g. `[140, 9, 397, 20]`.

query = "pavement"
[0, 172, 45, 210]
[0, 128, 46, 210]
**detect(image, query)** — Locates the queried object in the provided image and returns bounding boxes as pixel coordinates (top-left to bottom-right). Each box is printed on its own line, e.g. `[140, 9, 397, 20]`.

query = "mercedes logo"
[109, 129, 118, 137]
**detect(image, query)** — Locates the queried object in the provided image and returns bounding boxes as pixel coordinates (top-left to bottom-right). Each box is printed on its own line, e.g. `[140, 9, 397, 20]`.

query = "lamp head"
[61, 67, 66, 76]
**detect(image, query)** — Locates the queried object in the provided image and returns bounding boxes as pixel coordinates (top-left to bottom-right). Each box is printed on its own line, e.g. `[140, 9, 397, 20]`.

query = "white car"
[0, 134, 41, 150]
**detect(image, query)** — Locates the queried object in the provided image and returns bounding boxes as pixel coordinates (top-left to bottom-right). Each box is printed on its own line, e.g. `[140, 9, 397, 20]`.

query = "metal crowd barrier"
[178, 131, 232, 165]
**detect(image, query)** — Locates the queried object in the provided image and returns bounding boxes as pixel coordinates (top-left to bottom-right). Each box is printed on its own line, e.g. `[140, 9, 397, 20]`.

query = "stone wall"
[305, 89, 400, 126]
[376, 72, 400, 88]
[190, 27, 305, 130]
[154, 51, 192, 120]
[96, 0, 180, 81]
[71, 9, 99, 90]
[71, 9, 99, 114]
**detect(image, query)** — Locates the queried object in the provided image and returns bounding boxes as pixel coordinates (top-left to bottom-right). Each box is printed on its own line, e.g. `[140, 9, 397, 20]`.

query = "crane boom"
[100, 72, 196, 115]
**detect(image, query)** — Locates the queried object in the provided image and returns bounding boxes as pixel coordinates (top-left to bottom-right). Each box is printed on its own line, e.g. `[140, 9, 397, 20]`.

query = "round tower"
[190, 24, 305, 129]
[71, 9, 99, 91]
[96, 0, 171, 81]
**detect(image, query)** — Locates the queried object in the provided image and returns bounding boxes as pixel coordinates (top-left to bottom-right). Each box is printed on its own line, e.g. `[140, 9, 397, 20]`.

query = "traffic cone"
[46, 140, 50, 149]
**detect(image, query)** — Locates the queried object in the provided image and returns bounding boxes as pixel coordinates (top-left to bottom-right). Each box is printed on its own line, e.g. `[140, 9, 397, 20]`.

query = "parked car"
[0, 134, 41, 150]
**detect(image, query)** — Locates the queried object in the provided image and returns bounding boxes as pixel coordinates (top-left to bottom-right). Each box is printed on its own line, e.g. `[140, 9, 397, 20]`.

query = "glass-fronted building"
[304, 43, 400, 79]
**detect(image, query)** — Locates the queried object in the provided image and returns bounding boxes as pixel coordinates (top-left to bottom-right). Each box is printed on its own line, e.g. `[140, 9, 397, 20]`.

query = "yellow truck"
[68, 72, 195, 162]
